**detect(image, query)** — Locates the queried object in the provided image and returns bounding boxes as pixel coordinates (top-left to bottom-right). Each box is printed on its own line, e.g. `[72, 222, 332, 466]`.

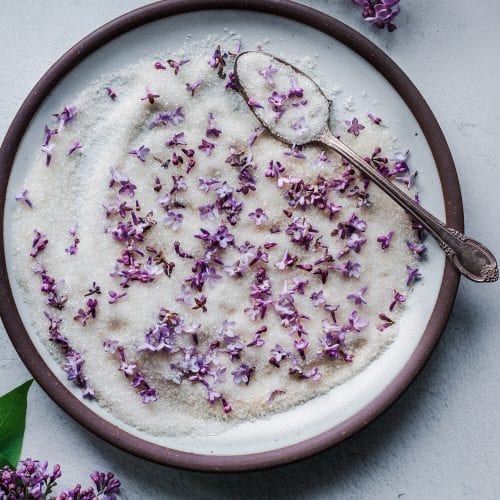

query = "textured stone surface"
[0, 1, 499, 498]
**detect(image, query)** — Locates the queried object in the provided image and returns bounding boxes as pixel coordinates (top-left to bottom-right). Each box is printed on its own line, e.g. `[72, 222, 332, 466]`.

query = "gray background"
[0, 1, 498, 498]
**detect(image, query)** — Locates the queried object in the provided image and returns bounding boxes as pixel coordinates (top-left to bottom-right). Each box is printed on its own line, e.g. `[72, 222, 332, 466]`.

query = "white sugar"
[12, 42, 418, 437]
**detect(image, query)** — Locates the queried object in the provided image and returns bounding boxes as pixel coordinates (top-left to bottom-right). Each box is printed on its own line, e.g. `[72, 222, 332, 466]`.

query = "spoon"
[234, 51, 498, 283]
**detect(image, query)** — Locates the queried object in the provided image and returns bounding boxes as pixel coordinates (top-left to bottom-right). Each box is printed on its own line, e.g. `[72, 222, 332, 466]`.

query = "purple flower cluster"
[105, 343, 157, 404]
[245, 268, 274, 320]
[0, 459, 121, 500]
[42, 310, 94, 398]
[73, 298, 98, 326]
[352, 0, 401, 32]
[33, 264, 68, 310]
[168, 344, 231, 413]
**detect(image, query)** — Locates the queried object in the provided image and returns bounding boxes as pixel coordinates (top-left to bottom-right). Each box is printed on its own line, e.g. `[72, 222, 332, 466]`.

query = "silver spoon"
[234, 51, 498, 283]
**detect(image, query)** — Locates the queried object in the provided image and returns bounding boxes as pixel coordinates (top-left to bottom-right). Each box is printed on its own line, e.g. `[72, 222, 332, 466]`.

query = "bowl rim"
[0, 0, 463, 473]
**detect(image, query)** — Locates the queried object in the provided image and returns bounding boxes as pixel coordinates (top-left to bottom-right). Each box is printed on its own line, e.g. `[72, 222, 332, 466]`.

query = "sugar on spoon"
[234, 51, 498, 283]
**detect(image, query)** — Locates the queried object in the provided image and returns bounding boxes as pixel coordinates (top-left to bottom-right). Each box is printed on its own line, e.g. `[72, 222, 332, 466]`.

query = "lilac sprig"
[1, 460, 120, 499]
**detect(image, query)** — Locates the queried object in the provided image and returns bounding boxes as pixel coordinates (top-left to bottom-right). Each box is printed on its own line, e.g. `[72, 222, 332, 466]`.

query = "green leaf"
[0, 379, 33, 468]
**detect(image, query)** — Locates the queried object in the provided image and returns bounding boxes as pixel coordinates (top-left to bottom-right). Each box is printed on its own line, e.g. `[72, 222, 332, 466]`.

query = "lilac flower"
[352, 0, 400, 31]
[90, 471, 121, 498]
[225, 71, 238, 90]
[346, 233, 367, 253]
[198, 177, 219, 192]
[347, 286, 368, 305]
[185, 79, 204, 96]
[30, 229, 49, 257]
[129, 145, 150, 162]
[40, 142, 55, 166]
[377, 230, 394, 249]
[365, 0, 400, 31]
[395, 171, 418, 189]
[165, 132, 186, 146]
[154, 61, 166, 70]
[407, 239, 427, 260]
[167, 58, 190, 74]
[163, 211, 183, 230]
[208, 45, 225, 69]
[43, 124, 58, 146]
[336, 213, 367, 239]
[103, 338, 119, 353]
[259, 64, 278, 85]
[15, 189, 33, 208]
[291, 116, 309, 136]
[300, 367, 322, 381]
[331, 260, 361, 279]
[199, 203, 216, 221]
[247, 97, 263, 108]
[108, 167, 127, 188]
[206, 113, 222, 137]
[215, 181, 233, 198]
[232, 364, 255, 385]
[67, 140, 82, 156]
[65, 235, 79, 255]
[141, 87, 160, 104]
[406, 265, 422, 286]
[346, 117, 365, 136]
[265, 160, 285, 178]
[249, 208, 268, 226]
[283, 144, 306, 160]
[108, 290, 127, 304]
[377, 313, 395, 332]
[391, 150, 410, 174]
[269, 344, 290, 368]
[35, 267, 68, 309]
[348, 310, 369, 332]
[288, 77, 304, 98]
[105, 86, 117, 100]
[213, 224, 234, 248]
[150, 106, 185, 128]
[326, 200, 343, 219]
[62, 351, 85, 382]
[268, 91, 287, 108]
[198, 138, 215, 156]
[368, 112, 382, 124]
[170, 175, 187, 193]
[389, 289, 406, 311]
[275, 249, 297, 270]
[53, 105, 78, 130]
[310, 290, 326, 307]
[118, 180, 137, 197]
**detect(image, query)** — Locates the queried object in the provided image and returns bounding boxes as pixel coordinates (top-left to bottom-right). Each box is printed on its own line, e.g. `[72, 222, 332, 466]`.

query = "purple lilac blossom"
[128, 145, 150, 162]
[67, 140, 82, 156]
[249, 208, 268, 226]
[167, 58, 190, 74]
[15, 189, 33, 208]
[377, 230, 394, 249]
[406, 266, 422, 286]
[346, 117, 365, 136]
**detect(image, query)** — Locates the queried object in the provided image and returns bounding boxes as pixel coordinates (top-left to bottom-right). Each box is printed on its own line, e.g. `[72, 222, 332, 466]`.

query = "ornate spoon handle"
[318, 130, 498, 283]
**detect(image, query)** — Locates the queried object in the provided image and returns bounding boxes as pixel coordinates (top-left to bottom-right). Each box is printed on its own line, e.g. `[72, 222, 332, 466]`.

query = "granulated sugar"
[11, 41, 421, 436]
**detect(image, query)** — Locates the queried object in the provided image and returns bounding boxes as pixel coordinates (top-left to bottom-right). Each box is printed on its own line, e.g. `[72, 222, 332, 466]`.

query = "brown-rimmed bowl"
[0, 0, 462, 472]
